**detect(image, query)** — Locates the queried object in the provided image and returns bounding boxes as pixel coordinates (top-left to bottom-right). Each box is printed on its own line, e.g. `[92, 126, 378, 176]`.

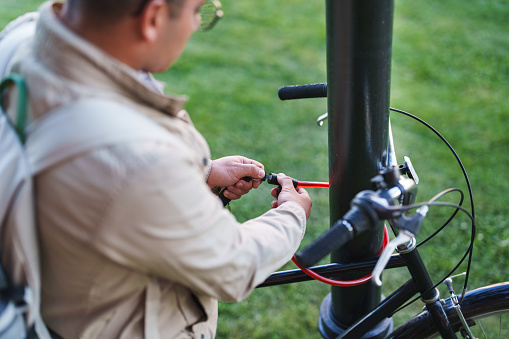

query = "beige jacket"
[11, 2, 306, 339]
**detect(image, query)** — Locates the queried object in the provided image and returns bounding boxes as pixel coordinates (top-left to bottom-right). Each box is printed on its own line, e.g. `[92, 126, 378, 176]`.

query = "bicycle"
[251, 83, 509, 339]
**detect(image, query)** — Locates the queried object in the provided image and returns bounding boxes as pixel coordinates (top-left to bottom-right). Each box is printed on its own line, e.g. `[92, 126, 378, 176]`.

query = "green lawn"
[2, 0, 508, 337]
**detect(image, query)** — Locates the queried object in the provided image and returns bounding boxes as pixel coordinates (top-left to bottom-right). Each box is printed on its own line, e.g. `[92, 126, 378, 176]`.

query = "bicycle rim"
[390, 282, 509, 338]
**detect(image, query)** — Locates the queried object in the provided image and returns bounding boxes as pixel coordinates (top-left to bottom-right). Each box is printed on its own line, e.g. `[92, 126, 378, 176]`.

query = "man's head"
[60, 0, 206, 72]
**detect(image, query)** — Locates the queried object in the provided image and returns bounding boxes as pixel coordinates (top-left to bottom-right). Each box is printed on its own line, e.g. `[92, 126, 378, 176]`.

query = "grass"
[2, 0, 508, 337]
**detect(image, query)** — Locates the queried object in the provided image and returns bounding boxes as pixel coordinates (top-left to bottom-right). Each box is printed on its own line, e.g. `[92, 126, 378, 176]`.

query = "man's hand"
[270, 173, 312, 219]
[207, 156, 265, 200]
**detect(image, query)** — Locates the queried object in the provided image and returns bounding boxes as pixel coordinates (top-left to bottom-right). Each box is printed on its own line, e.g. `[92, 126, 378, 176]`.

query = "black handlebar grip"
[294, 219, 355, 268]
[294, 205, 376, 268]
[278, 83, 327, 100]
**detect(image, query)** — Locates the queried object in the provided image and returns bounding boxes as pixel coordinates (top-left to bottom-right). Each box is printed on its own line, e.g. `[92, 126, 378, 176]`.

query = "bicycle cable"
[416, 188, 464, 247]
[288, 108, 476, 299]
[390, 107, 475, 303]
[292, 226, 390, 287]
[389, 196, 475, 314]
[393, 197, 475, 314]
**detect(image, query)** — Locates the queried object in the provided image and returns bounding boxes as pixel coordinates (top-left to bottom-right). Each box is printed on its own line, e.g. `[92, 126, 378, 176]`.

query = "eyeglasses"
[198, 0, 223, 31]
[132, 0, 223, 32]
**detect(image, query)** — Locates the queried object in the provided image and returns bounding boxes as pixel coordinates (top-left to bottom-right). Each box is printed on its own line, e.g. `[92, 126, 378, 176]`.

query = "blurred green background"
[2, 0, 508, 337]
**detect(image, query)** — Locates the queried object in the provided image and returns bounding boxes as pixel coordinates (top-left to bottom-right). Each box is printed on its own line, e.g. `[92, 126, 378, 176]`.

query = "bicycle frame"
[259, 239, 459, 338]
[259, 255, 405, 288]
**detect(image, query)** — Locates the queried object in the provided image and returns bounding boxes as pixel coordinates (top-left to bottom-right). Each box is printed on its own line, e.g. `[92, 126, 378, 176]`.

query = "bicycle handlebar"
[278, 83, 327, 100]
[294, 204, 377, 268]
[294, 167, 418, 269]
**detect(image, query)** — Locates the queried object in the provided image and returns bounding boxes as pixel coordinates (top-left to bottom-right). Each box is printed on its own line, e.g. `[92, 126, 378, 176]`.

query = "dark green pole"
[320, 0, 395, 337]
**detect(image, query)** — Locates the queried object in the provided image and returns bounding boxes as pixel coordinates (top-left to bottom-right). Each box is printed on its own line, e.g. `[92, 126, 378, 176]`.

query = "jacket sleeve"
[93, 142, 306, 302]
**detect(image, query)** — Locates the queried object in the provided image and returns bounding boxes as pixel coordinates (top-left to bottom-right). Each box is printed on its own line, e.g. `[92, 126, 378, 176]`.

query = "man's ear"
[138, 0, 167, 42]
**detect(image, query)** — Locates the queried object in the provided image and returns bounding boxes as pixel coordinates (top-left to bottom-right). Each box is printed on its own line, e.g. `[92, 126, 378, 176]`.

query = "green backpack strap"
[0, 73, 28, 144]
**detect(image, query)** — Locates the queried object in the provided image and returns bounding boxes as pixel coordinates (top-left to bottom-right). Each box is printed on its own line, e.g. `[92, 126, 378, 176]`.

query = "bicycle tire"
[390, 281, 509, 338]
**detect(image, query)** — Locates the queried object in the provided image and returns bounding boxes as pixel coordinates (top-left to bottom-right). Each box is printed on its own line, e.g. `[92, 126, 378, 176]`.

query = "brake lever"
[372, 205, 428, 286]
[372, 230, 414, 287]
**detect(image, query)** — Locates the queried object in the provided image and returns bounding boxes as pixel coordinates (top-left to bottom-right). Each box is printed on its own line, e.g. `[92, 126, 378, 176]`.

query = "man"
[9, 0, 312, 338]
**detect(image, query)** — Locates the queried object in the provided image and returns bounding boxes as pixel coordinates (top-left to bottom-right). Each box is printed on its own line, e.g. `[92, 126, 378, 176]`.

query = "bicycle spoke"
[478, 319, 487, 338]
[499, 314, 502, 339]
[468, 313, 507, 339]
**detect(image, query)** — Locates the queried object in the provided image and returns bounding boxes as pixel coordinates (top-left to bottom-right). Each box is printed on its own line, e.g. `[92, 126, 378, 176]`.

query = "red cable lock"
[296, 181, 330, 189]
[292, 225, 390, 287]
[266, 175, 389, 286]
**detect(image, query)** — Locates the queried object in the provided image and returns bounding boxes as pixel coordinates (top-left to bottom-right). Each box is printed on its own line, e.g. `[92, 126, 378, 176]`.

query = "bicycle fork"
[335, 237, 460, 339]
[444, 278, 476, 339]
[397, 237, 459, 339]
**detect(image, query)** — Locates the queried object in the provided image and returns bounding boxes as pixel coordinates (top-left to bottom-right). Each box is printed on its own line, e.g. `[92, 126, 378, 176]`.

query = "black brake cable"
[389, 197, 475, 314]
[417, 188, 464, 247]
[390, 107, 476, 304]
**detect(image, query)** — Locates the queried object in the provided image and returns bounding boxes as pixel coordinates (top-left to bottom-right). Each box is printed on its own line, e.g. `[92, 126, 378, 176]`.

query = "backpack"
[0, 13, 49, 338]
[0, 75, 49, 338]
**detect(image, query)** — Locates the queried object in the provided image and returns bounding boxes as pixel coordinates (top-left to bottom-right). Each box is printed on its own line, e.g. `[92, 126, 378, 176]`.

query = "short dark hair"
[66, 0, 139, 22]
[66, 0, 182, 24]
[133, 0, 183, 18]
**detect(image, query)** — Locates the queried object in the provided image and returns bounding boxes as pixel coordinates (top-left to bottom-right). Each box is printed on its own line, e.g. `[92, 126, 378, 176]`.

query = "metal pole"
[320, 0, 394, 338]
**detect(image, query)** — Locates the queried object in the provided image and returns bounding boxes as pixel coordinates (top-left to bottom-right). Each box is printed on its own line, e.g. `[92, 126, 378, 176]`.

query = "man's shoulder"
[28, 97, 194, 176]
[0, 12, 38, 77]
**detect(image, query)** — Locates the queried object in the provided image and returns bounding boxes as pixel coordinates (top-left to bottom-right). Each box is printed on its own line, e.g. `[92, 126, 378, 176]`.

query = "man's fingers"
[270, 187, 279, 199]
[277, 173, 296, 191]
[240, 156, 264, 169]
[296, 186, 309, 195]
[223, 189, 241, 200]
[228, 180, 253, 195]
[249, 166, 266, 180]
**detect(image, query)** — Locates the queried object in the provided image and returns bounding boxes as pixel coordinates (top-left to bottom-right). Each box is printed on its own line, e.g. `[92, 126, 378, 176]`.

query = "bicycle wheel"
[390, 282, 509, 338]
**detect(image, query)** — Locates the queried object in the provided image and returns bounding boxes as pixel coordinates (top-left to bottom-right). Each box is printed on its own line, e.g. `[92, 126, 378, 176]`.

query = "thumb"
[277, 173, 298, 191]
[240, 164, 266, 181]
